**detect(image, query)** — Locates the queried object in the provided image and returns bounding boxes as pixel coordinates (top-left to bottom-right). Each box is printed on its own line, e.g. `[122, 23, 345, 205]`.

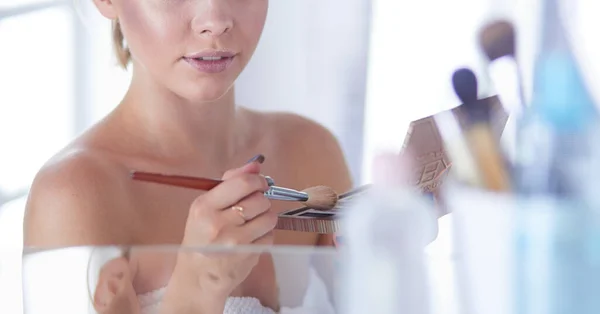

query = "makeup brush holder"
[401, 95, 508, 216]
[444, 183, 600, 314]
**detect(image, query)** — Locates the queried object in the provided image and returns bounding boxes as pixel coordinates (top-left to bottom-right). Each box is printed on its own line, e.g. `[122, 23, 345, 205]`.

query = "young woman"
[23, 0, 353, 312]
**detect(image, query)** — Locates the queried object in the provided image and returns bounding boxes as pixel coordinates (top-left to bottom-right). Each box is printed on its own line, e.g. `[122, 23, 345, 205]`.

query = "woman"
[23, 0, 353, 312]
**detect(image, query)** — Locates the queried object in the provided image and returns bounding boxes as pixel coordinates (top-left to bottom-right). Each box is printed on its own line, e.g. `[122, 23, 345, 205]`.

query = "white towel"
[138, 267, 335, 314]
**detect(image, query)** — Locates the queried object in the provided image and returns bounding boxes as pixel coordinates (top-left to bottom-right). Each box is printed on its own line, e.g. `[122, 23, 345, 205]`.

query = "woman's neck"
[115, 68, 242, 169]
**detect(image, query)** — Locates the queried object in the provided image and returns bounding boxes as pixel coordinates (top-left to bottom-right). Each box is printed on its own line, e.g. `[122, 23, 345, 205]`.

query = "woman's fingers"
[221, 191, 271, 225]
[93, 257, 139, 314]
[189, 154, 268, 221]
[221, 155, 264, 180]
[191, 173, 269, 217]
[219, 209, 278, 246]
[193, 153, 266, 215]
[237, 210, 279, 242]
[251, 230, 275, 246]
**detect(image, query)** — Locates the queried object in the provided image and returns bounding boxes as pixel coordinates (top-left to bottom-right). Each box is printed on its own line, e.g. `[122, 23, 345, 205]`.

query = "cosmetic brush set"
[441, 2, 600, 313]
[437, 0, 600, 200]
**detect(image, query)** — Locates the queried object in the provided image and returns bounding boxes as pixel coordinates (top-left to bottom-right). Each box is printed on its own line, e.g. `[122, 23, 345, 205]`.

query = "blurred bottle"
[512, 0, 600, 313]
[337, 153, 438, 314]
[512, 0, 599, 197]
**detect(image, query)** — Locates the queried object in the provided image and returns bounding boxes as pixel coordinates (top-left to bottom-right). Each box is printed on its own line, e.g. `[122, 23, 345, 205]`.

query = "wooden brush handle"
[467, 126, 511, 192]
[130, 171, 222, 190]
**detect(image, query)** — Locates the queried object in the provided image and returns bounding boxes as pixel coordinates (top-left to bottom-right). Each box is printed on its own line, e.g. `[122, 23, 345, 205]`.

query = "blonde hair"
[112, 19, 131, 69]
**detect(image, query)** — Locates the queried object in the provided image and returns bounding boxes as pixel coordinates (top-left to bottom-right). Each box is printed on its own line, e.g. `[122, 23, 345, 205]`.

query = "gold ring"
[231, 205, 247, 221]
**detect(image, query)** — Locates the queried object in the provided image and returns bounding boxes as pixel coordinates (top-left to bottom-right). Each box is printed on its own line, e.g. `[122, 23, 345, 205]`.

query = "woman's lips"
[183, 56, 235, 74]
[183, 50, 236, 73]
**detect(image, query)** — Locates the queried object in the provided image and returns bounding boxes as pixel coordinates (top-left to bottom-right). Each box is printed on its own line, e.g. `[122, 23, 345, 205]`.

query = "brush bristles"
[452, 68, 478, 104]
[301, 185, 339, 210]
[479, 20, 515, 61]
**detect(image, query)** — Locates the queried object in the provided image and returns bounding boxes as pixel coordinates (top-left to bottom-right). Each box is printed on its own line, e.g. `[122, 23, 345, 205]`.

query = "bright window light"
[0, 7, 74, 194]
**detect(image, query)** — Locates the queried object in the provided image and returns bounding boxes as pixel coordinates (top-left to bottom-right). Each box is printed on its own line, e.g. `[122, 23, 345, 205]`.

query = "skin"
[22, 0, 352, 313]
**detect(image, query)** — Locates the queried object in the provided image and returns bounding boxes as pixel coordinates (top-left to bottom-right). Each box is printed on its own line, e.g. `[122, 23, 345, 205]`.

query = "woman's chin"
[178, 84, 234, 104]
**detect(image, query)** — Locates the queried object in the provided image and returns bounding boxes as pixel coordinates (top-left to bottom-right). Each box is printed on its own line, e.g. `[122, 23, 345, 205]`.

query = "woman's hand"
[161, 155, 277, 313]
[93, 255, 140, 314]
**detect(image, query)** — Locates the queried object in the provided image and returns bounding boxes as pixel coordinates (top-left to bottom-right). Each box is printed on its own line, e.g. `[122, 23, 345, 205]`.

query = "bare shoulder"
[262, 111, 332, 135]
[24, 146, 132, 247]
[249, 110, 353, 194]
[252, 110, 343, 153]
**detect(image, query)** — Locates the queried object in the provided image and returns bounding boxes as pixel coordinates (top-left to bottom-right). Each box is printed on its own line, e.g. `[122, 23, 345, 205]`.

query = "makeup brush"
[479, 20, 526, 165]
[130, 171, 339, 211]
[434, 108, 483, 188]
[452, 68, 511, 192]
[480, 20, 526, 108]
[277, 184, 372, 234]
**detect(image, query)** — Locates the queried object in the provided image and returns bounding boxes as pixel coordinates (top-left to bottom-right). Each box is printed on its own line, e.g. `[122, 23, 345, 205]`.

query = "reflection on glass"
[0, 197, 26, 314]
[22, 245, 339, 314]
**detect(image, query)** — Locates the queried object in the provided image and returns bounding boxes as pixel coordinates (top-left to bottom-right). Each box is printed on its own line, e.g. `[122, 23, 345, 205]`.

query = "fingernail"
[246, 154, 265, 164]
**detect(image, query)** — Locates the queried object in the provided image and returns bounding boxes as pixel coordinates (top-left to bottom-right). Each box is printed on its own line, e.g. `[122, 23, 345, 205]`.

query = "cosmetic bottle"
[512, 0, 599, 197]
[336, 172, 438, 314]
[512, 0, 600, 313]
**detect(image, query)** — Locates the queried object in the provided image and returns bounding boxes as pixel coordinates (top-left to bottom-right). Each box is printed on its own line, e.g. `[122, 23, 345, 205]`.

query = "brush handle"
[467, 125, 511, 191]
[130, 171, 309, 202]
[130, 171, 222, 190]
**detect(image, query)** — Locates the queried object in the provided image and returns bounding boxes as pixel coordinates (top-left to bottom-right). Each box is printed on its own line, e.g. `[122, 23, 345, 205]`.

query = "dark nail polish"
[246, 154, 265, 164]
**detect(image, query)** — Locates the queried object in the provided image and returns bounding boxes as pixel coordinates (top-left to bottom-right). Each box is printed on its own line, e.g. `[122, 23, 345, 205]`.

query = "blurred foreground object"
[337, 151, 438, 314]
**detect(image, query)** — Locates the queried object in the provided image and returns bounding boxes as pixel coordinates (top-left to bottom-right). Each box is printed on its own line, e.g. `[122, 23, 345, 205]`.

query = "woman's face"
[98, 0, 268, 102]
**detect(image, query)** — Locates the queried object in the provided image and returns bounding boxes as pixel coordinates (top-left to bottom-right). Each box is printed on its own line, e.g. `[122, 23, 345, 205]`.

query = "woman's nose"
[191, 2, 234, 38]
